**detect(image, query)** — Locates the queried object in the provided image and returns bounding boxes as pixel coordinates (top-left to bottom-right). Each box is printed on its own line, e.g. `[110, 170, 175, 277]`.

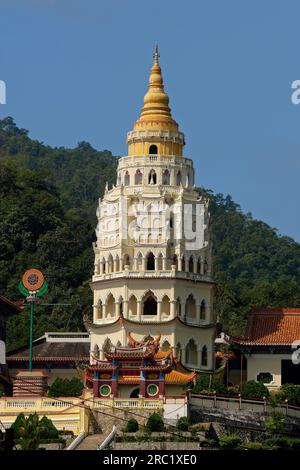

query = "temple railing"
[92, 397, 164, 410]
[190, 393, 300, 419]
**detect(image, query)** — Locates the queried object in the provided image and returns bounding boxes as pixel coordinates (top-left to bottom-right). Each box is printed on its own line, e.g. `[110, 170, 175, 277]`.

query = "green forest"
[1, 116, 300, 350]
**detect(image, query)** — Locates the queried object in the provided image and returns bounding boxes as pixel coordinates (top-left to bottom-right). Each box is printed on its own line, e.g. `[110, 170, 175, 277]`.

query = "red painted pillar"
[93, 372, 99, 397]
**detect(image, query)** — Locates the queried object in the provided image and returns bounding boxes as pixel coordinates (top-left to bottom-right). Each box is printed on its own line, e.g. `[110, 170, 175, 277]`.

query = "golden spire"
[138, 45, 175, 123]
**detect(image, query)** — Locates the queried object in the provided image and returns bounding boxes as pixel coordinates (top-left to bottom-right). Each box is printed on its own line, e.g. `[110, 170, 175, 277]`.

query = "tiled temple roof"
[7, 339, 90, 362]
[165, 370, 196, 384]
[231, 308, 300, 347]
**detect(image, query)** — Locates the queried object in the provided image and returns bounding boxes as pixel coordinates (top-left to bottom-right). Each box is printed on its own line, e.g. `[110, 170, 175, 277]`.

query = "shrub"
[10, 412, 26, 439]
[39, 416, 59, 439]
[265, 411, 285, 435]
[200, 438, 218, 448]
[125, 418, 139, 433]
[242, 441, 263, 450]
[219, 434, 242, 449]
[241, 380, 269, 398]
[279, 384, 300, 407]
[193, 374, 225, 394]
[146, 413, 164, 433]
[48, 377, 83, 397]
[286, 438, 300, 449]
[176, 417, 189, 432]
[263, 437, 289, 449]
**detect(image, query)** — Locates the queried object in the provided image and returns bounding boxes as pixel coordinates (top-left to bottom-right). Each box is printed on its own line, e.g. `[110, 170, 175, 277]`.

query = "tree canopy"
[1, 117, 300, 348]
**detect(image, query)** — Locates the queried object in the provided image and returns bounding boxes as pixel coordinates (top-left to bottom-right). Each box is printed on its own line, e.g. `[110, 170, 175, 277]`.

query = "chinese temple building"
[85, 331, 196, 399]
[230, 308, 300, 389]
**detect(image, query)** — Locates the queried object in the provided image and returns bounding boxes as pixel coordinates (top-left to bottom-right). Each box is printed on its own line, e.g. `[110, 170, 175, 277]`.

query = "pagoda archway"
[143, 291, 157, 315]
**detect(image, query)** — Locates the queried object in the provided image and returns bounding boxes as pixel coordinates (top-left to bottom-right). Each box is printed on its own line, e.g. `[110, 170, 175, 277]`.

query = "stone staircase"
[75, 433, 107, 450]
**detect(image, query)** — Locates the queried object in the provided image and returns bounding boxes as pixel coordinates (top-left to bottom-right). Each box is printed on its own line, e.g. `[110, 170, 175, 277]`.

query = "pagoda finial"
[138, 45, 173, 121]
[153, 44, 159, 64]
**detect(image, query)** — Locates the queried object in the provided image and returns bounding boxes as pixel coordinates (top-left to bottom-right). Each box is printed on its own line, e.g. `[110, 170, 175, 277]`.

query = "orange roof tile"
[154, 349, 173, 360]
[232, 308, 300, 346]
[165, 370, 196, 384]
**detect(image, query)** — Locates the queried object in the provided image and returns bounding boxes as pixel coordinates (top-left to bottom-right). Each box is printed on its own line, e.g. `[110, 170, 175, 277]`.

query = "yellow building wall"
[247, 354, 291, 389]
[128, 141, 182, 156]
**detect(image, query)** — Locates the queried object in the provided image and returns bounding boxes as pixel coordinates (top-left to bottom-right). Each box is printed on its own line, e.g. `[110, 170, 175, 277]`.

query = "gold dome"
[134, 46, 178, 131]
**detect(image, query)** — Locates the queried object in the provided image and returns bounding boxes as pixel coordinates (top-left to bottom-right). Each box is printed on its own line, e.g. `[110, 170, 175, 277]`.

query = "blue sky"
[1, 1, 300, 241]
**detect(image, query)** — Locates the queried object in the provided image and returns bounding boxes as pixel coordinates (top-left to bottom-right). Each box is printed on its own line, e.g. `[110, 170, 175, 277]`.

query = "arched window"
[170, 213, 174, 229]
[128, 295, 137, 317]
[201, 345, 208, 366]
[161, 295, 170, 316]
[156, 252, 163, 270]
[106, 293, 115, 317]
[197, 257, 201, 274]
[94, 344, 100, 359]
[146, 252, 155, 270]
[176, 171, 182, 185]
[172, 254, 178, 269]
[186, 339, 198, 366]
[135, 169, 143, 185]
[189, 256, 194, 273]
[118, 296, 124, 316]
[149, 144, 158, 154]
[182, 256, 186, 271]
[123, 254, 130, 268]
[102, 257, 106, 274]
[136, 252, 143, 270]
[143, 292, 157, 315]
[103, 337, 112, 353]
[200, 300, 206, 320]
[161, 340, 171, 351]
[204, 259, 208, 274]
[162, 169, 170, 185]
[175, 342, 182, 361]
[186, 294, 196, 319]
[97, 300, 103, 319]
[124, 171, 130, 186]
[148, 169, 157, 185]
[107, 254, 113, 273]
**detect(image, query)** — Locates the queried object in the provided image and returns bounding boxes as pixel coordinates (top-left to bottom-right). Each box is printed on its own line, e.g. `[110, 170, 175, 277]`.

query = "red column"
[93, 373, 99, 397]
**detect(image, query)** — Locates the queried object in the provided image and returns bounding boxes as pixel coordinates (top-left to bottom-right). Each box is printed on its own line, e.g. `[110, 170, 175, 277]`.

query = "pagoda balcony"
[118, 154, 193, 169]
[92, 269, 212, 282]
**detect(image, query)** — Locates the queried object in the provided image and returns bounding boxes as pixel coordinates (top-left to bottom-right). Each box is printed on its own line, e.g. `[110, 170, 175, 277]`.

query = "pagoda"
[86, 47, 216, 387]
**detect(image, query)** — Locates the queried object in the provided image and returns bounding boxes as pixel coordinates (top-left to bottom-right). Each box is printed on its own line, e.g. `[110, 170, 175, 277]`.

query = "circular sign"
[147, 384, 159, 396]
[99, 384, 111, 397]
[22, 269, 45, 291]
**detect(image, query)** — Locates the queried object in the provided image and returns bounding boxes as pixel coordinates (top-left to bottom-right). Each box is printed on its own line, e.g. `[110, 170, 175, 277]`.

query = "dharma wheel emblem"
[19, 268, 48, 299]
[18, 268, 48, 372]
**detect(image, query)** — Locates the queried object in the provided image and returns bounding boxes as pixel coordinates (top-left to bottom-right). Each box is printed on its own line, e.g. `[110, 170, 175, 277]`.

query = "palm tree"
[17, 413, 42, 450]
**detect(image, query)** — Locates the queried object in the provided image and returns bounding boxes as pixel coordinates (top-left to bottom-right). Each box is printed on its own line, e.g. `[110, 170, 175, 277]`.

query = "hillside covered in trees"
[1, 117, 300, 349]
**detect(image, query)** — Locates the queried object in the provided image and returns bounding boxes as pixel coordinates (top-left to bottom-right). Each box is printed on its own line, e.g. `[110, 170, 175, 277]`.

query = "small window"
[135, 169, 143, 185]
[124, 171, 130, 186]
[149, 144, 158, 155]
[257, 372, 274, 384]
[148, 169, 157, 185]
[162, 169, 170, 185]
